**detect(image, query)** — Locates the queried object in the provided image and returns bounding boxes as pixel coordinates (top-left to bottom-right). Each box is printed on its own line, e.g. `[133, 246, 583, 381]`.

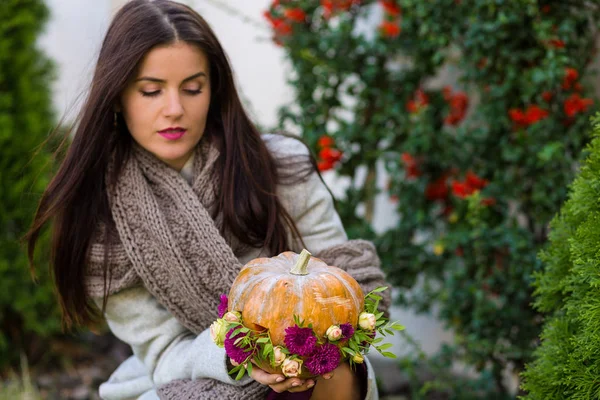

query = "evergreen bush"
[521, 114, 600, 398]
[0, 0, 61, 370]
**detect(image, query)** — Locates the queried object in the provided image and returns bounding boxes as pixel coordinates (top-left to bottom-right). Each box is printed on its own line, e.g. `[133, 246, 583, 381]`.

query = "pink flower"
[281, 358, 302, 377]
[218, 294, 228, 318]
[223, 311, 241, 323]
[305, 343, 341, 375]
[284, 325, 317, 356]
[325, 325, 343, 341]
[224, 329, 253, 364]
[340, 323, 355, 339]
[358, 312, 376, 331]
[273, 346, 287, 367]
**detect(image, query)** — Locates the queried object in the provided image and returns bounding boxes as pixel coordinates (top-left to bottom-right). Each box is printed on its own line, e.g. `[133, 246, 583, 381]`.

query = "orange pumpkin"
[227, 249, 364, 376]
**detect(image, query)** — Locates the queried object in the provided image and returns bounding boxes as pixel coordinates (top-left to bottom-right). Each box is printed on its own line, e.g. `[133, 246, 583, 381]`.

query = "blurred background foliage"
[264, 0, 600, 397]
[0, 0, 62, 373]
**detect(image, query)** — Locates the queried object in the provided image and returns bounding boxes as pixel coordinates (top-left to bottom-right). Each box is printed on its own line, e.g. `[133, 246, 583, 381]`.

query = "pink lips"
[158, 127, 186, 140]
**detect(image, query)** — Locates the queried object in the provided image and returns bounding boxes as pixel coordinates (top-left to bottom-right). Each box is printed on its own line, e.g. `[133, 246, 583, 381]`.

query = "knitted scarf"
[85, 138, 391, 400]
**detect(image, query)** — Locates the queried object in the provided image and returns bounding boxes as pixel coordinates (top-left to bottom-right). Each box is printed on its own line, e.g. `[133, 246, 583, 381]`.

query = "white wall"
[39, 0, 111, 122]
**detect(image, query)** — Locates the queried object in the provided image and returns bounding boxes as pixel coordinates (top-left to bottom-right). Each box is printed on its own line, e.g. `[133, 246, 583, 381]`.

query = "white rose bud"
[281, 358, 302, 378]
[358, 312, 377, 331]
[272, 346, 287, 367]
[352, 353, 364, 364]
[209, 319, 228, 347]
[325, 325, 343, 341]
[223, 311, 241, 323]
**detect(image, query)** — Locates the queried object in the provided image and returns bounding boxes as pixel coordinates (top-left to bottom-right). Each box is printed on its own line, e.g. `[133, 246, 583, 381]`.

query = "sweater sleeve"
[263, 133, 348, 254]
[282, 169, 349, 254]
[93, 287, 252, 388]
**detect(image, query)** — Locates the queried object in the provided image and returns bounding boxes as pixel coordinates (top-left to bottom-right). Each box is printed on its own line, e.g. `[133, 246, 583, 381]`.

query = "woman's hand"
[231, 358, 328, 393]
[250, 364, 316, 393]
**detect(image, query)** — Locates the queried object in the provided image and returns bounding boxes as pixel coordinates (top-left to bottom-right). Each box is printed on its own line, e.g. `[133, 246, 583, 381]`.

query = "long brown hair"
[26, 0, 313, 329]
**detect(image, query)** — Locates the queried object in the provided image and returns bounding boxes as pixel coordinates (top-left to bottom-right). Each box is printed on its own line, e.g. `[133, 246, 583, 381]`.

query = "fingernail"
[307, 381, 315, 388]
[276, 377, 285, 383]
[292, 382, 301, 387]
[324, 374, 331, 379]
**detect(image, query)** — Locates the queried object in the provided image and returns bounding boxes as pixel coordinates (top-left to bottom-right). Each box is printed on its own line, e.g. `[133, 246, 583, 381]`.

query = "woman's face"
[120, 41, 211, 170]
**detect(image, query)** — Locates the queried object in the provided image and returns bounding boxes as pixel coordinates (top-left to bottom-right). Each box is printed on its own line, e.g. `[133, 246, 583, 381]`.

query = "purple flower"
[284, 325, 317, 356]
[305, 343, 341, 375]
[340, 323, 354, 339]
[224, 329, 253, 364]
[218, 294, 228, 318]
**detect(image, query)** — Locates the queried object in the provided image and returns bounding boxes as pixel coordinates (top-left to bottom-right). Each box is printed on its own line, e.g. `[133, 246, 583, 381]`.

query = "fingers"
[248, 366, 315, 393]
[286, 379, 315, 393]
[237, 358, 318, 393]
[249, 364, 285, 386]
[270, 377, 315, 393]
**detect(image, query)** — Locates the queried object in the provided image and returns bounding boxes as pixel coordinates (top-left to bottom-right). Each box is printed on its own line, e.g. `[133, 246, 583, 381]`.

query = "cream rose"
[209, 319, 228, 347]
[358, 312, 377, 331]
[273, 346, 287, 367]
[281, 358, 302, 378]
[326, 325, 343, 341]
[223, 311, 241, 323]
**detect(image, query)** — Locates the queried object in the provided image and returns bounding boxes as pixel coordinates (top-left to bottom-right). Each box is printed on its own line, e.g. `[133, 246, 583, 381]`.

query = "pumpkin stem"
[290, 249, 311, 275]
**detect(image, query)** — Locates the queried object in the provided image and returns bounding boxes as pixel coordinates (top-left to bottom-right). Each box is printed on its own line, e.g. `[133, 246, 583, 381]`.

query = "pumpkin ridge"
[253, 274, 282, 328]
[324, 269, 363, 307]
[229, 269, 272, 310]
[313, 273, 337, 327]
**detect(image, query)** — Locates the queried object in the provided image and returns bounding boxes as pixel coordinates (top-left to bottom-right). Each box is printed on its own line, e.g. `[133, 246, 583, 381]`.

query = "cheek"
[123, 99, 154, 135]
[193, 89, 211, 119]
[189, 97, 211, 122]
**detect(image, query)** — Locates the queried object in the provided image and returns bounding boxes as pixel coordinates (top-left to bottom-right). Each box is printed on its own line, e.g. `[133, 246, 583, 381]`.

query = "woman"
[27, 1, 391, 399]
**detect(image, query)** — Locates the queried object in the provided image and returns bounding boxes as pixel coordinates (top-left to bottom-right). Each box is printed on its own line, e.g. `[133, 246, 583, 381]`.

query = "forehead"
[136, 42, 209, 78]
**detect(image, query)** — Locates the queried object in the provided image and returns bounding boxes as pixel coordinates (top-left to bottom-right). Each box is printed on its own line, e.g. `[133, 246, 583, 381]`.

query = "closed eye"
[184, 89, 202, 95]
[140, 89, 202, 97]
[140, 90, 160, 97]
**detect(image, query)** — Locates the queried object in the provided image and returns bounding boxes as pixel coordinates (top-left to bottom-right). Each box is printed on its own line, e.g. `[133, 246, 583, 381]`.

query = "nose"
[163, 91, 184, 118]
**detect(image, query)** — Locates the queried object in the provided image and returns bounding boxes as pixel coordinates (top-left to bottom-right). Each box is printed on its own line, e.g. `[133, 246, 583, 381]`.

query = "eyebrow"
[135, 71, 207, 83]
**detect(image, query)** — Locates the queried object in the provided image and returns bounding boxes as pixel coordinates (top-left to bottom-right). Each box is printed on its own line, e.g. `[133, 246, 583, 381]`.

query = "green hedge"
[0, 0, 61, 370]
[521, 114, 600, 398]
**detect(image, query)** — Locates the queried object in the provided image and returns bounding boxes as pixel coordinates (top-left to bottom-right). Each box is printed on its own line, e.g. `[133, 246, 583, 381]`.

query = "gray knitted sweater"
[89, 134, 390, 399]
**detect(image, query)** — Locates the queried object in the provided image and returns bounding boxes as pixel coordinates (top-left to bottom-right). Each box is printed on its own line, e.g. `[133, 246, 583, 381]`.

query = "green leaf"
[377, 343, 393, 350]
[235, 366, 246, 380]
[371, 286, 388, 293]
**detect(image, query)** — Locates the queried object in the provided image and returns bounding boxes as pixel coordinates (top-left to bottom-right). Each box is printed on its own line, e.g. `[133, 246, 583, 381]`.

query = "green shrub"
[264, 0, 600, 395]
[520, 114, 600, 398]
[0, 0, 61, 370]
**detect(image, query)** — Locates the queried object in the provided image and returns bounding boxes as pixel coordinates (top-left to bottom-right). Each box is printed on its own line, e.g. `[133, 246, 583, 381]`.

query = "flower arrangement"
[211, 286, 404, 380]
